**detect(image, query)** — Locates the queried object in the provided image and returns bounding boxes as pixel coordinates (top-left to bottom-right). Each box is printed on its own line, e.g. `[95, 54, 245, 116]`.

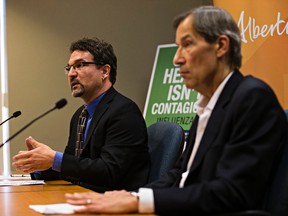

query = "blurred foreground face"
[173, 15, 219, 95]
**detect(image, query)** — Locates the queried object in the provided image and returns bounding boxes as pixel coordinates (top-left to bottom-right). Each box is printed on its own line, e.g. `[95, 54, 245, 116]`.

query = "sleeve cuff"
[52, 151, 63, 172]
[30, 171, 42, 180]
[137, 188, 155, 213]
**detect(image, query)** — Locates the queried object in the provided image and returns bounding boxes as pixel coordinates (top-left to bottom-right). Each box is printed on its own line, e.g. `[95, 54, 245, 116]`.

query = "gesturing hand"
[12, 136, 56, 173]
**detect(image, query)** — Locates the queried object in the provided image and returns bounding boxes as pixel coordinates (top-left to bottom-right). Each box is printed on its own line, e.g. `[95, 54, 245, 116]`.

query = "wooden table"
[0, 180, 156, 216]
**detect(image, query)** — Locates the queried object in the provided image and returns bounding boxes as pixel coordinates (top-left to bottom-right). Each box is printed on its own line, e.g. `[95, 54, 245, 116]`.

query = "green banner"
[144, 44, 199, 131]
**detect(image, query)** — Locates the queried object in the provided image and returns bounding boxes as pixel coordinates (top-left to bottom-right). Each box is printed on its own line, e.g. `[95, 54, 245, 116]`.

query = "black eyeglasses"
[64, 61, 97, 74]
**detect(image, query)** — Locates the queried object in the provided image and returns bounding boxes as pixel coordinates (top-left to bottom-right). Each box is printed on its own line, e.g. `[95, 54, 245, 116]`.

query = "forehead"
[69, 50, 93, 63]
[175, 15, 199, 42]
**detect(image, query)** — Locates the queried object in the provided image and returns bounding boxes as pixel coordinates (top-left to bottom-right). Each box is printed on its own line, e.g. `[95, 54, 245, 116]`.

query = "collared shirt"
[52, 93, 106, 172]
[137, 72, 233, 213]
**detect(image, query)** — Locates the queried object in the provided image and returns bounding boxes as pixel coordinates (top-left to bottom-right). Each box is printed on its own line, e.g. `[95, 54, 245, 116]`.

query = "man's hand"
[12, 136, 56, 173]
[65, 190, 139, 214]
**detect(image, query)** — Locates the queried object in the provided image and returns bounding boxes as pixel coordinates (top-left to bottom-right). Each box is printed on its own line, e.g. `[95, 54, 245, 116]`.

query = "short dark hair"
[173, 6, 242, 70]
[69, 37, 117, 85]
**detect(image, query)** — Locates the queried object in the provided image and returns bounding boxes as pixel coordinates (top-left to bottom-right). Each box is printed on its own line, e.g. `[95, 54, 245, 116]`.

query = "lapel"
[188, 70, 244, 173]
[81, 87, 117, 150]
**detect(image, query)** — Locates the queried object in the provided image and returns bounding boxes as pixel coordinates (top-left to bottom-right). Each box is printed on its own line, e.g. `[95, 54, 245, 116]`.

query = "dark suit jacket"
[36, 87, 150, 192]
[146, 70, 288, 215]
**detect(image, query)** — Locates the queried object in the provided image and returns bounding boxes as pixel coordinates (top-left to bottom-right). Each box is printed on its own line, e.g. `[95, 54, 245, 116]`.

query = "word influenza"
[156, 115, 194, 125]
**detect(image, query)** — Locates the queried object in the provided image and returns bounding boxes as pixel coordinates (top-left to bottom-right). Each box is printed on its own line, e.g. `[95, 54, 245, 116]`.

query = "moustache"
[70, 79, 81, 88]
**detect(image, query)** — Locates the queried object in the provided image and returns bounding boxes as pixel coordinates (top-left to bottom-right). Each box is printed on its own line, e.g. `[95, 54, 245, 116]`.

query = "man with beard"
[13, 38, 150, 193]
[64, 6, 287, 215]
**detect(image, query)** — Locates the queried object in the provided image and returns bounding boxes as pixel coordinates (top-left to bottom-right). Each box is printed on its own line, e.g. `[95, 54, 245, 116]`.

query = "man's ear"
[101, 64, 111, 81]
[215, 35, 230, 58]
[101, 64, 110, 75]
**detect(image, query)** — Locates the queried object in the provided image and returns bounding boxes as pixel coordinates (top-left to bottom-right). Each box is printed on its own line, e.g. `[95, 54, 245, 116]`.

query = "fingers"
[73, 206, 89, 213]
[12, 152, 30, 164]
[15, 166, 33, 173]
[65, 191, 138, 214]
[65, 193, 83, 203]
[13, 160, 35, 173]
[26, 142, 34, 150]
[74, 204, 102, 213]
[15, 150, 28, 156]
[12, 150, 35, 172]
[66, 193, 97, 206]
[13, 137, 37, 161]
[25, 136, 39, 149]
[65, 193, 104, 214]
[66, 192, 89, 199]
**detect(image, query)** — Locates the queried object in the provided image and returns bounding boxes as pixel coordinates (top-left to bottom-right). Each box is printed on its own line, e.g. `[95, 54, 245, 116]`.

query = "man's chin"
[71, 91, 84, 98]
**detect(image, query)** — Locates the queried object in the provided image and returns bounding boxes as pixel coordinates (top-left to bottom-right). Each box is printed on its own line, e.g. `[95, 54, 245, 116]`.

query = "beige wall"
[6, 0, 212, 169]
